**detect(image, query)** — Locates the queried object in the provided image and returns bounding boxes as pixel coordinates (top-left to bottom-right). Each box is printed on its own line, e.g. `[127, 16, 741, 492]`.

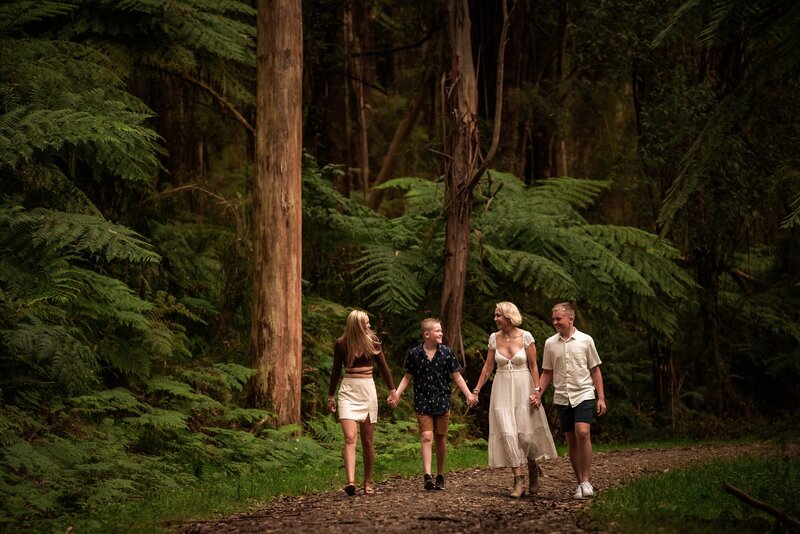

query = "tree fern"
[482, 244, 578, 300]
[474, 171, 692, 340]
[352, 245, 427, 314]
[0, 1, 78, 29]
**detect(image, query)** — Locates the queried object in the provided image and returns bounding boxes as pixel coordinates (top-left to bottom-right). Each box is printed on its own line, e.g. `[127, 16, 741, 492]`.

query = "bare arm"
[525, 342, 540, 387]
[472, 349, 496, 395]
[526, 343, 543, 407]
[590, 365, 606, 415]
[538, 369, 553, 394]
[452, 371, 478, 407]
[396, 373, 412, 397]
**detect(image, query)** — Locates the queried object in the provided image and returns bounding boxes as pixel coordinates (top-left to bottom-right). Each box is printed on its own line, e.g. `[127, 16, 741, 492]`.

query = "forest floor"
[179, 442, 790, 533]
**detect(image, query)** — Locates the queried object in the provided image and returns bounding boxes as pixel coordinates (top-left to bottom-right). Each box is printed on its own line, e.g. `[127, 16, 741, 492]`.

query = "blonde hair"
[495, 301, 523, 326]
[343, 310, 380, 367]
[420, 317, 441, 336]
[552, 302, 575, 318]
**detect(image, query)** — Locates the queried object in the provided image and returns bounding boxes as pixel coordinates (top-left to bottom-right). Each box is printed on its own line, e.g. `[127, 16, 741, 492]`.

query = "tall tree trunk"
[249, 0, 303, 427]
[344, 0, 371, 197]
[440, 0, 508, 355]
[440, 0, 479, 353]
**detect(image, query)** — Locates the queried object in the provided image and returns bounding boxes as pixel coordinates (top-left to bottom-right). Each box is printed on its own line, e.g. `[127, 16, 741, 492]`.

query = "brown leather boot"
[509, 474, 526, 498]
[528, 458, 542, 495]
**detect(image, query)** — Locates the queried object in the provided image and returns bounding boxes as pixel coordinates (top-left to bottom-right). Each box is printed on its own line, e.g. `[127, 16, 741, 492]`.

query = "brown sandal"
[363, 482, 375, 495]
[344, 482, 356, 496]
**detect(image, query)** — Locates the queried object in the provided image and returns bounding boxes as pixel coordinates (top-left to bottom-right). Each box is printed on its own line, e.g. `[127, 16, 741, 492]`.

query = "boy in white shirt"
[533, 302, 606, 499]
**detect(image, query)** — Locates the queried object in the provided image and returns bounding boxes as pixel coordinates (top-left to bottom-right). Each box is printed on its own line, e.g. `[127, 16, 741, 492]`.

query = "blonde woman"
[472, 302, 557, 498]
[327, 310, 398, 496]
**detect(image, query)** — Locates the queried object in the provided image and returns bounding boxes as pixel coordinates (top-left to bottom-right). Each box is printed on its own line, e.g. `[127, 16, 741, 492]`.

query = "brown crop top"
[328, 337, 396, 396]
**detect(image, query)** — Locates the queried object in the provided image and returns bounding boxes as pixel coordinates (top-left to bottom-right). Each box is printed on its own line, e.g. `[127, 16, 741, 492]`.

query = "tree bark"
[344, 0, 372, 197]
[249, 0, 303, 427]
[440, 0, 508, 355]
[440, 0, 479, 353]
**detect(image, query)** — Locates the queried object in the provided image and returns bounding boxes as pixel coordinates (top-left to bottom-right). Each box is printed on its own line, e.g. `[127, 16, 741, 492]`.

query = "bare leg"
[359, 416, 376, 491]
[434, 433, 447, 475]
[420, 430, 434, 474]
[565, 430, 580, 483]
[340, 419, 358, 485]
[573, 422, 593, 483]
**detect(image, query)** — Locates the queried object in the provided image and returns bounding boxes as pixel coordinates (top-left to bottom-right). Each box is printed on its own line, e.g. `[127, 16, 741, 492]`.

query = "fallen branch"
[723, 482, 800, 529]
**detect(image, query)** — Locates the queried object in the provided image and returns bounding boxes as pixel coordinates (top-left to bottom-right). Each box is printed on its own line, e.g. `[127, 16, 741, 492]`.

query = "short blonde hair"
[495, 301, 523, 326]
[342, 310, 380, 366]
[552, 302, 575, 318]
[420, 317, 441, 336]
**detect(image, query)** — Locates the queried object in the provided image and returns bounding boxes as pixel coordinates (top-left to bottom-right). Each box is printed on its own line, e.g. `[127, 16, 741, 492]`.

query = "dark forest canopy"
[1, 0, 799, 526]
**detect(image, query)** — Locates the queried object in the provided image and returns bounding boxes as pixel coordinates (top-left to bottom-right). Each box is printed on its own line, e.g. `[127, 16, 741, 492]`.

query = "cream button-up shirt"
[542, 328, 602, 407]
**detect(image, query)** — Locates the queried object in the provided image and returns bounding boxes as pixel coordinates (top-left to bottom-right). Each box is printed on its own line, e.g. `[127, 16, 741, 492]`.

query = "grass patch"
[588, 452, 800, 533]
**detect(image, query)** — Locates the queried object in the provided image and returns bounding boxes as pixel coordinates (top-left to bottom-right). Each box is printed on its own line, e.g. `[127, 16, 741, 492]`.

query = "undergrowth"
[588, 448, 800, 533]
[9, 416, 487, 533]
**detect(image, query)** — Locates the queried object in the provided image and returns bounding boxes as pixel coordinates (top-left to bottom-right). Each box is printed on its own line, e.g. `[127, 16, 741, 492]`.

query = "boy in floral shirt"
[390, 318, 477, 490]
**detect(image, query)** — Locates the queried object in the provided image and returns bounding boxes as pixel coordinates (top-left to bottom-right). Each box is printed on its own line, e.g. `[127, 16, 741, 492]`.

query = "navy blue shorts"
[555, 399, 594, 433]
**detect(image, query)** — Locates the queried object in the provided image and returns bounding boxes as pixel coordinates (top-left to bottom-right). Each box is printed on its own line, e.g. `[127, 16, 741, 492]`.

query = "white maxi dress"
[487, 331, 558, 467]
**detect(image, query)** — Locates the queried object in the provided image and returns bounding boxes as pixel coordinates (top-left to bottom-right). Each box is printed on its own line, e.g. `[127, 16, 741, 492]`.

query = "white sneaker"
[580, 481, 594, 498]
[573, 484, 584, 499]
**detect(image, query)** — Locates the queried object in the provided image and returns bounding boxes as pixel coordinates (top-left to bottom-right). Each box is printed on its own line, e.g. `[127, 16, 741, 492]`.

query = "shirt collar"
[558, 328, 577, 342]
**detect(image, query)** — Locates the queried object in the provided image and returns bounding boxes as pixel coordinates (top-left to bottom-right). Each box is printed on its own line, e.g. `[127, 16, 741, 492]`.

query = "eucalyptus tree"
[249, 0, 304, 426]
[439, 0, 509, 355]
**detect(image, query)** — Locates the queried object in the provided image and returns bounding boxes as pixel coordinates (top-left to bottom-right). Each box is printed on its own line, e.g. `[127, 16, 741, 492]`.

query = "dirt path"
[180, 443, 789, 533]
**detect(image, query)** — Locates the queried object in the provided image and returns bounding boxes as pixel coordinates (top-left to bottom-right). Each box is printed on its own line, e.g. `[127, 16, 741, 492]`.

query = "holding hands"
[386, 390, 400, 408]
[529, 392, 541, 408]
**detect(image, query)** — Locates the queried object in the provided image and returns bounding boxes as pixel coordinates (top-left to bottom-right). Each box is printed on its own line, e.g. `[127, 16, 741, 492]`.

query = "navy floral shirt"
[404, 343, 462, 415]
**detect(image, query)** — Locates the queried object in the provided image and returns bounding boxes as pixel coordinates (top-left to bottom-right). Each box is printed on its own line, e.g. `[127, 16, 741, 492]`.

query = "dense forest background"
[1, 0, 799, 527]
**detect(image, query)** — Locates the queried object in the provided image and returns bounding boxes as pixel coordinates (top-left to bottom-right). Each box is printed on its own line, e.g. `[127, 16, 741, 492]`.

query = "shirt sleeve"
[586, 337, 602, 368]
[522, 330, 535, 348]
[445, 346, 462, 373]
[328, 340, 345, 396]
[403, 349, 416, 375]
[488, 332, 497, 350]
[374, 345, 396, 390]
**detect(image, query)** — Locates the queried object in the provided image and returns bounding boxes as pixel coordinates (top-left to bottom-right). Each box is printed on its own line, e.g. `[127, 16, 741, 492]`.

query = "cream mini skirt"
[337, 377, 378, 423]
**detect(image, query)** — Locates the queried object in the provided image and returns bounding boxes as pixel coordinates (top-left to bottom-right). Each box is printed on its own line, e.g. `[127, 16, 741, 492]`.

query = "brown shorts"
[415, 411, 450, 436]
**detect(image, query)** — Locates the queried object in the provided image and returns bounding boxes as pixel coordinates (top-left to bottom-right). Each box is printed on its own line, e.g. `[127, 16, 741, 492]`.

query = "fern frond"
[482, 244, 578, 299]
[531, 177, 612, 209]
[179, 364, 254, 403]
[352, 245, 426, 314]
[9, 207, 160, 263]
[213, 363, 257, 390]
[5, 322, 99, 395]
[0, 1, 77, 30]
[146, 375, 221, 408]
[123, 408, 189, 430]
[221, 408, 269, 425]
[70, 388, 146, 416]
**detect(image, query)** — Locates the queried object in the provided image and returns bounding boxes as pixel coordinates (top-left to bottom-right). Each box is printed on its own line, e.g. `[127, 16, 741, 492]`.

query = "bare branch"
[147, 65, 255, 137]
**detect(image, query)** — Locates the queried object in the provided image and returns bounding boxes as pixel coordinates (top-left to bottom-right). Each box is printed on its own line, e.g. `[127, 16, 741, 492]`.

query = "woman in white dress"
[472, 301, 557, 498]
